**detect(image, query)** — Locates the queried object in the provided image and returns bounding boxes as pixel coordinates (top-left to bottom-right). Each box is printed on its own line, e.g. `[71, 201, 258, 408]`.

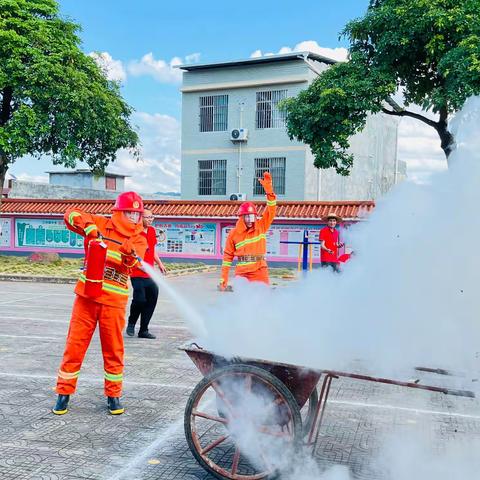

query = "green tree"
[282, 0, 480, 175]
[0, 0, 139, 196]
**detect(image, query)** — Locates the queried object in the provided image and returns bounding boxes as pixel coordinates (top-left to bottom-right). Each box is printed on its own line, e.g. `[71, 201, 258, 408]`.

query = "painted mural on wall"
[153, 221, 216, 255]
[15, 218, 84, 249]
[0, 218, 12, 248]
[221, 224, 325, 257]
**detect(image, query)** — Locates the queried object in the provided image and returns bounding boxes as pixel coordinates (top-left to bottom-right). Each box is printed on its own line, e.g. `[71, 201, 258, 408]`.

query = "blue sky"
[9, 0, 446, 192]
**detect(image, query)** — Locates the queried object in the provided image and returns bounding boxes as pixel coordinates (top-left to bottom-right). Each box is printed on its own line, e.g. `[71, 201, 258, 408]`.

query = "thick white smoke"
[182, 97, 480, 479]
[202, 97, 480, 386]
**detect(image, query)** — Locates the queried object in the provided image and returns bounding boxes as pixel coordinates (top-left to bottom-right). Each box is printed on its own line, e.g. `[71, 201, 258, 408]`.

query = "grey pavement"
[0, 274, 479, 480]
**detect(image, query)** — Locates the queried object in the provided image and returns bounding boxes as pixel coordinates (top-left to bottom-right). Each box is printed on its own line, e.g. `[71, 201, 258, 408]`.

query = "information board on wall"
[0, 218, 12, 248]
[221, 224, 325, 258]
[15, 218, 84, 249]
[153, 221, 216, 255]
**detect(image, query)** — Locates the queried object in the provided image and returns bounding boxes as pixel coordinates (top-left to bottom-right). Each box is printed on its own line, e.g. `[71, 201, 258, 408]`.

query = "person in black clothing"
[126, 210, 166, 339]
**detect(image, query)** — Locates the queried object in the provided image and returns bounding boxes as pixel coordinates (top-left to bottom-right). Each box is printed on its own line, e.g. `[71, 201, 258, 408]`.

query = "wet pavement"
[0, 273, 479, 479]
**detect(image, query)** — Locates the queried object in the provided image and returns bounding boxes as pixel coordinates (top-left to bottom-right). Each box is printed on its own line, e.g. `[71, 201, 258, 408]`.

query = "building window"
[198, 160, 227, 195]
[199, 95, 228, 132]
[256, 90, 287, 129]
[253, 157, 286, 195]
[105, 175, 117, 191]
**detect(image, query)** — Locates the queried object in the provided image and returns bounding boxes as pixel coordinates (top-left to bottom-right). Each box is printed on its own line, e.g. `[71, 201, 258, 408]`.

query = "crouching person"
[52, 192, 147, 416]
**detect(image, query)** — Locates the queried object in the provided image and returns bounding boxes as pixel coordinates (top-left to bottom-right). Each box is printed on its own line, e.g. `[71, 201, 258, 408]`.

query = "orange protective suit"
[56, 208, 147, 397]
[220, 173, 276, 287]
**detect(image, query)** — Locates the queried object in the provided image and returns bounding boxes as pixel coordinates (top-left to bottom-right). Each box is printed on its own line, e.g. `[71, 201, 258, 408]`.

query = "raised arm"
[257, 172, 276, 231]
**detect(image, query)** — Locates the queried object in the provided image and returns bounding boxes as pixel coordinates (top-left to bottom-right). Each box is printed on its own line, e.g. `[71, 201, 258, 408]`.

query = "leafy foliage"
[0, 0, 139, 183]
[283, 0, 480, 173]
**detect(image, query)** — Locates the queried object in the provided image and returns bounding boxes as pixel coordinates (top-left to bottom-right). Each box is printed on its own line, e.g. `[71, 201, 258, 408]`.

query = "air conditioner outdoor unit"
[230, 128, 248, 142]
[229, 192, 247, 201]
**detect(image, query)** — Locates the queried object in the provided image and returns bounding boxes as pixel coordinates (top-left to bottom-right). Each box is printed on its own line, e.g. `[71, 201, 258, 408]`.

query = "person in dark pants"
[319, 212, 344, 273]
[126, 210, 166, 339]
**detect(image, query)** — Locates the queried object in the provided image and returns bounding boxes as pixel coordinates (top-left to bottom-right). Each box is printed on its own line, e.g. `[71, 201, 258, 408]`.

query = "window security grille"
[198, 160, 227, 195]
[253, 157, 286, 195]
[199, 95, 228, 132]
[256, 90, 287, 129]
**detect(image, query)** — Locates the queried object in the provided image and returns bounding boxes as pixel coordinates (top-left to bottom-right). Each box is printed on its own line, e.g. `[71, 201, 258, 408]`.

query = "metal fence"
[198, 159, 227, 195]
[255, 90, 287, 129]
[253, 157, 286, 195]
[199, 95, 229, 132]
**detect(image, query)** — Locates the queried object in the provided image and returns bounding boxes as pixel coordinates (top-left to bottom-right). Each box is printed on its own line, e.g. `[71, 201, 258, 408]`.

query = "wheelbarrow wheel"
[185, 364, 302, 480]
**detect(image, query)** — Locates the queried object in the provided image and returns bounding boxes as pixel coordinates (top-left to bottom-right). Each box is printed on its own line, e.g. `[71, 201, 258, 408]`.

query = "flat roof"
[176, 51, 337, 71]
[46, 170, 129, 178]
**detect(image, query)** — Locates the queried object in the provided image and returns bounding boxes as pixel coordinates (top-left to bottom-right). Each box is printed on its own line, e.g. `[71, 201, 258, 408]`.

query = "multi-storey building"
[178, 51, 403, 201]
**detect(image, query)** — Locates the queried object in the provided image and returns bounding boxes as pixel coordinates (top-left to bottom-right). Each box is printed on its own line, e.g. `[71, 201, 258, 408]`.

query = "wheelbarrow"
[181, 344, 475, 480]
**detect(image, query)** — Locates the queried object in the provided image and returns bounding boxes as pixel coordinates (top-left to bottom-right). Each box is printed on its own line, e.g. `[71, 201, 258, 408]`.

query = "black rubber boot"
[126, 324, 135, 337]
[107, 397, 124, 415]
[138, 330, 156, 339]
[52, 394, 70, 415]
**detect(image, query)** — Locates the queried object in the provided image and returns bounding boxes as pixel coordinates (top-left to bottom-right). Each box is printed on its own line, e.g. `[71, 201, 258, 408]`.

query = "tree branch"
[381, 107, 438, 129]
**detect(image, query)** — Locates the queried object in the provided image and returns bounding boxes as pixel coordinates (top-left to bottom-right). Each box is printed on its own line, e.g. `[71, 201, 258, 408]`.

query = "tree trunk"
[0, 152, 8, 209]
[435, 108, 455, 165]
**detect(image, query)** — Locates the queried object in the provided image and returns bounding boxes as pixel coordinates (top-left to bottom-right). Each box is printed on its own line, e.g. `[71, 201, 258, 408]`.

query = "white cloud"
[250, 40, 349, 62]
[109, 112, 181, 194]
[128, 52, 200, 84]
[89, 52, 127, 82]
[14, 172, 49, 183]
[397, 117, 447, 184]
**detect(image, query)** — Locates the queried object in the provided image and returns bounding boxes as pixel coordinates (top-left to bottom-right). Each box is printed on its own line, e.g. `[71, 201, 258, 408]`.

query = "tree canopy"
[0, 0, 139, 191]
[282, 0, 480, 175]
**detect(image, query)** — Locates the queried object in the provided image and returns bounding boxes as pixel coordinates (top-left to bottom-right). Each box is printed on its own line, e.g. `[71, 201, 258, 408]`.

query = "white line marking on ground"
[330, 400, 480, 420]
[0, 372, 191, 389]
[2, 316, 67, 324]
[0, 334, 60, 340]
[0, 294, 60, 306]
[1, 305, 71, 311]
[1, 316, 188, 330]
[107, 417, 185, 480]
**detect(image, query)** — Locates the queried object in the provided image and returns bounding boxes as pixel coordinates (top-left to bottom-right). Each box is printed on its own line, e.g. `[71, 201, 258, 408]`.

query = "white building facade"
[179, 52, 403, 201]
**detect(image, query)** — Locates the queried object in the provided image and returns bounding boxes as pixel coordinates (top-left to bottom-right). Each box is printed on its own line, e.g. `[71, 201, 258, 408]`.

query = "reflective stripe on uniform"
[84, 224, 98, 235]
[104, 371, 123, 382]
[68, 212, 81, 227]
[102, 280, 129, 296]
[222, 261, 232, 267]
[78, 275, 129, 297]
[235, 233, 266, 249]
[237, 261, 259, 267]
[266, 199, 276, 207]
[106, 250, 122, 263]
[58, 369, 80, 380]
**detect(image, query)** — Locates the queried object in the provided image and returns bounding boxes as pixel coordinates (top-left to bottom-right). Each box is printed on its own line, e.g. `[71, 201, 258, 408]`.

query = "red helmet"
[238, 202, 257, 216]
[112, 191, 144, 213]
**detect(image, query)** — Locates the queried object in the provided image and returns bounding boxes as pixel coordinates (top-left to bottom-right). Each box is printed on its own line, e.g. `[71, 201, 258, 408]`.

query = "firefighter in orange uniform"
[219, 172, 276, 289]
[52, 191, 147, 416]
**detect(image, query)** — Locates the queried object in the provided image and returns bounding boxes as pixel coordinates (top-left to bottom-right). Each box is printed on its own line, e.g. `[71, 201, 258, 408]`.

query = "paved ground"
[0, 274, 479, 480]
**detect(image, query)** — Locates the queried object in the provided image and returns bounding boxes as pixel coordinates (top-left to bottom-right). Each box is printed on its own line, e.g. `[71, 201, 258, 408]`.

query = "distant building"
[47, 169, 126, 192]
[5, 169, 128, 200]
[178, 52, 405, 201]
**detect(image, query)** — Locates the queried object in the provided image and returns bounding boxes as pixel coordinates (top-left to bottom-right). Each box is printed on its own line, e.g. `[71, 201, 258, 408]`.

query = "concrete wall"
[49, 172, 93, 189]
[8, 180, 121, 200]
[319, 113, 400, 200]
